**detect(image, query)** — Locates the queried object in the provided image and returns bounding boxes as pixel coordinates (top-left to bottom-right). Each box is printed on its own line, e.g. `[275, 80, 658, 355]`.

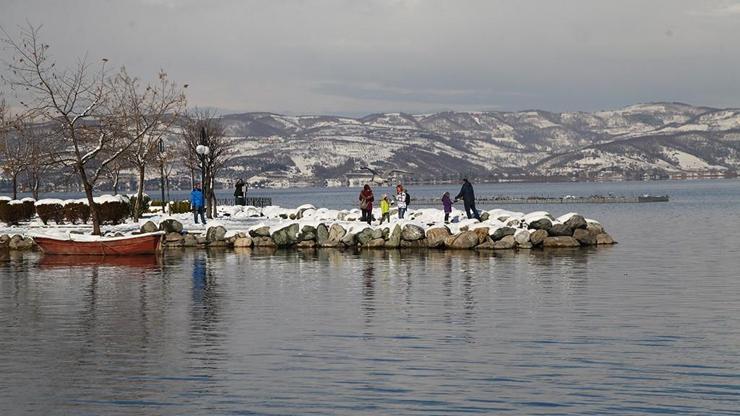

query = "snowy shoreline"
[1, 203, 616, 251]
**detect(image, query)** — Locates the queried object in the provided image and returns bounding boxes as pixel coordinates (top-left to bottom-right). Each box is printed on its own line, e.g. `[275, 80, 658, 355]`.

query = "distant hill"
[208, 102, 740, 184]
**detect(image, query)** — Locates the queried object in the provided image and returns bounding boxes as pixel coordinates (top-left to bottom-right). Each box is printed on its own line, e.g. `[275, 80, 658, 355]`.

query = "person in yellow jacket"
[379, 194, 391, 224]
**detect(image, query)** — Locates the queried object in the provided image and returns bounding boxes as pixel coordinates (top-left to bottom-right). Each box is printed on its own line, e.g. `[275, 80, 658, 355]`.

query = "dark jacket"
[190, 188, 205, 209]
[234, 179, 245, 197]
[359, 188, 374, 210]
[455, 181, 475, 203]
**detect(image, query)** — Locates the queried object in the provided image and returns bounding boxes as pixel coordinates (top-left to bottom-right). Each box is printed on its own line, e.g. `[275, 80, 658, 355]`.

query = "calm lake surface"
[2, 179, 740, 415]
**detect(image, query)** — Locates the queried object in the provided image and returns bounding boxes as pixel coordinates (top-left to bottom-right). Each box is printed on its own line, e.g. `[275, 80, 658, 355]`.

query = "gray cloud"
[1, 0, 740, 115]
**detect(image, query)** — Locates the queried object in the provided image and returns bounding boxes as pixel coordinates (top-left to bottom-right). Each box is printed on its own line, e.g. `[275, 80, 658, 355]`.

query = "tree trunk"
[112, 169, 120, 196]
[134, 164, 146, 221]
[31, 172, 40, 200]
[11, 173, 18, 200]
[78, 164, 101, 235]
[159, 162, 166, 210]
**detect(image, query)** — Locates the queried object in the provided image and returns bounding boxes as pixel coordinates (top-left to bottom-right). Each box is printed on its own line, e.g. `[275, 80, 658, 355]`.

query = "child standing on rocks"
[442, 191, 453, 223]
[379, 194, 391, 224]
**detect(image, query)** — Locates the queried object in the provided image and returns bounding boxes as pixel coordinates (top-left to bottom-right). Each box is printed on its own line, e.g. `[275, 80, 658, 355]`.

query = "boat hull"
[34, 233, 164, 256]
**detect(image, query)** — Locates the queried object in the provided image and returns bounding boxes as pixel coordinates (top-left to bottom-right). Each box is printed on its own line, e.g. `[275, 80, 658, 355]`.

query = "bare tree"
[180, 109, 231, 218]
[2, 24, 185, 234]
[110, 67, 186, 220]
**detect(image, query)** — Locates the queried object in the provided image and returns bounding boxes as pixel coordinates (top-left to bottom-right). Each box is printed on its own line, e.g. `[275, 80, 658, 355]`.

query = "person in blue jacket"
[454, 178, 481, 220]
[190, 182, 206, 224]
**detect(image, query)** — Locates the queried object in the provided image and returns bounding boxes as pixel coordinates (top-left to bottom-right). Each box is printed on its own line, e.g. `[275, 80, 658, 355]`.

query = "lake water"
[1, 180, 740, 415]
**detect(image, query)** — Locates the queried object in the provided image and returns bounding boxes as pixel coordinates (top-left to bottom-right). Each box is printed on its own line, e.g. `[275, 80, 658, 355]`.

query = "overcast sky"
[2, 0, 740, 115]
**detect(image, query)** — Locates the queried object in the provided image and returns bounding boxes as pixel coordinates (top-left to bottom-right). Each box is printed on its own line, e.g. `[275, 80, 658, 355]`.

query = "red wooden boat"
[34, 232, 164, 256]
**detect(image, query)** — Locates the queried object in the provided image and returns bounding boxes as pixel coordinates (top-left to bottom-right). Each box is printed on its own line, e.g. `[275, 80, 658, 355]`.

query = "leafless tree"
[180, 109, 231, 218]
[2, 24, 185, 234]
[110, 67, 186, 220]
[0, 97, 31, 198]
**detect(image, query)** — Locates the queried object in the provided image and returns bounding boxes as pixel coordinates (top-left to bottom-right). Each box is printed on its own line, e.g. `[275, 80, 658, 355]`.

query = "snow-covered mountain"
[215, 102, 740, 184]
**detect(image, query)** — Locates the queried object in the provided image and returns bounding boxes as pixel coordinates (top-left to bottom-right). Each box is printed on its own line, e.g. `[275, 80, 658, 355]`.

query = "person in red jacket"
[359, 184, 374, 225]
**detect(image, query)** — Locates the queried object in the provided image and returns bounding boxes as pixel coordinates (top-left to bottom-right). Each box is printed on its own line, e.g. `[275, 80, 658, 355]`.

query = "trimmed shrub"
[96, 195, 130, 225]
[20, 199, 36, 221]
[35, 200, 65, 225]
[129, 194, 151, 218]
[168, 200, 191, 214]
[64, 201, 91, 224]
[0, 201, 30, 225]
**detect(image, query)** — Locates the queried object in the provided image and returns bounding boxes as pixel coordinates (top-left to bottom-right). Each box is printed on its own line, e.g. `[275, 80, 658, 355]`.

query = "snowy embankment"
[0, 201, 616, 251]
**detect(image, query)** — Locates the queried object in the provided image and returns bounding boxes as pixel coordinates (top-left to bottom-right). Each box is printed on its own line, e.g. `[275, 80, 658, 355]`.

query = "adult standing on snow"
[234, 178, 246, 206]
[359, 184, 375, 225]
[395, 184, 410, 219]
[455, 178, 481, 220]
[191, 182, 207, 225]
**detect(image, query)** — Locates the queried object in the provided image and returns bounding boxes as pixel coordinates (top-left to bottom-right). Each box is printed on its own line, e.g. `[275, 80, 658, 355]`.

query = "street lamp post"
[196, 126, 210, 217]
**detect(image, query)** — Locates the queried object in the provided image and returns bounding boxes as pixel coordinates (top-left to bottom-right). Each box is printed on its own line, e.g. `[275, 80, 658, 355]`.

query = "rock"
[365, 238, 386, 248]
[493, 235, 517, 249]
[549, 223, 573, 237]
[296, 240, 316, 248]
[182, 234, 198, 247]
[316, 224, 329, 245]
[529, 229, 548, 246]
[206, 226, 227, 242]
[372, 228, 383, 240]
[479, 212, 490, 221]
[586, 221, 605, 235]
[196, 236, 208, 245]
[400, 238, 427, 248]
[356, 228, 375, 245]
[341, 231, 356, 246]
[0, 235, 10, 248]
[401, 224, 425, 241]
[252, 236, 277, 248]
[426, 227, 451, 248]
[9, 235, 33, 250]
[140, 221, 158, 234]
[528, 218, 552, 231]
[159, 219, 183, 234]
[543, 236, 580, 248]
[473, 227, 490, 244]
[476, 238, 495, 249]
[381, 227, 390, 240]
[233, 236, 253, 247]
[295, 204, 316, 219]
[596, 233, 616, 245]
[518, 242, 533, 249]
[272, 223, 299, 246]
[385, 225, 402, 248]
[448, 231, 479, 249]
[564, 214, 588, 230]
[249, 226, 271, 238]
[209, 240, 227, 247]
[514, 229, 530, 245]
[492, 226, 516, 241]
[328, 224, 346, 242]
[573, 228, 597, 245]
[300, 225, 317, 241]
[165, 232, 183, 242]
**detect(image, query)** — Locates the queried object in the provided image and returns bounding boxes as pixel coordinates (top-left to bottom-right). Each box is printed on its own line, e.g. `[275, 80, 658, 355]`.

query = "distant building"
[345, 172, 374, 187]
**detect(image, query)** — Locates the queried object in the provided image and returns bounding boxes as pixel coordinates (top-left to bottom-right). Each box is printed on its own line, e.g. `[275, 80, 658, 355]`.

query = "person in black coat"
[234, 178, 246, 206]
[454, 178, 481, 220]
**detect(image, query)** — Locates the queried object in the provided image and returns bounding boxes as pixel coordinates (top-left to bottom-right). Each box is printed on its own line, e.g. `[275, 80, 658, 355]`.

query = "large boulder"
[165, 232, 184, 243]
[249, 226, 271, 238]
[341, 231, 356, 246]
[479, 211, 490, 222]
[543, 236, 580, 248]
[272, 223, 299, 246]
[296, 240, 316, 248]
[596, 233, 616, 245]
[299, 225, 317, 241]
[206, 225, 227, 242]
[492, 226, 516, 241]
[493, 235, 517, 249]
[233, 236, 253, 247]
[365, 238, 386, 248]
[528, 218, 553, 231]
[385, 225, 402, 248]
[316, 224, 329, 245]
[529, 229, 548, 246]
[401, 224, 425, 241]
[514, 229, 531, 245]
[0, 235, 10, 248]
[548, 223, 573, 237]
[182, 234, 198, 247]
[9, 235, 33, 250]
[476, 238, 495, 249]
[426, 227, 451, 248]
[328, 224, 346, 242]
[586, 221, 605, 235]
[159, 219, 183, 234]
[473, 227, 490, 244]
[573, 228, 597, 245]
[564, 214, 588, 230]
[447, 231, 479, 249]
[140, 220, 158, 234]
[252, 236, 277, 247]
[372, 228, 384, 240]
[356, 228, 375, 245]
[400, 239, 427, 248]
